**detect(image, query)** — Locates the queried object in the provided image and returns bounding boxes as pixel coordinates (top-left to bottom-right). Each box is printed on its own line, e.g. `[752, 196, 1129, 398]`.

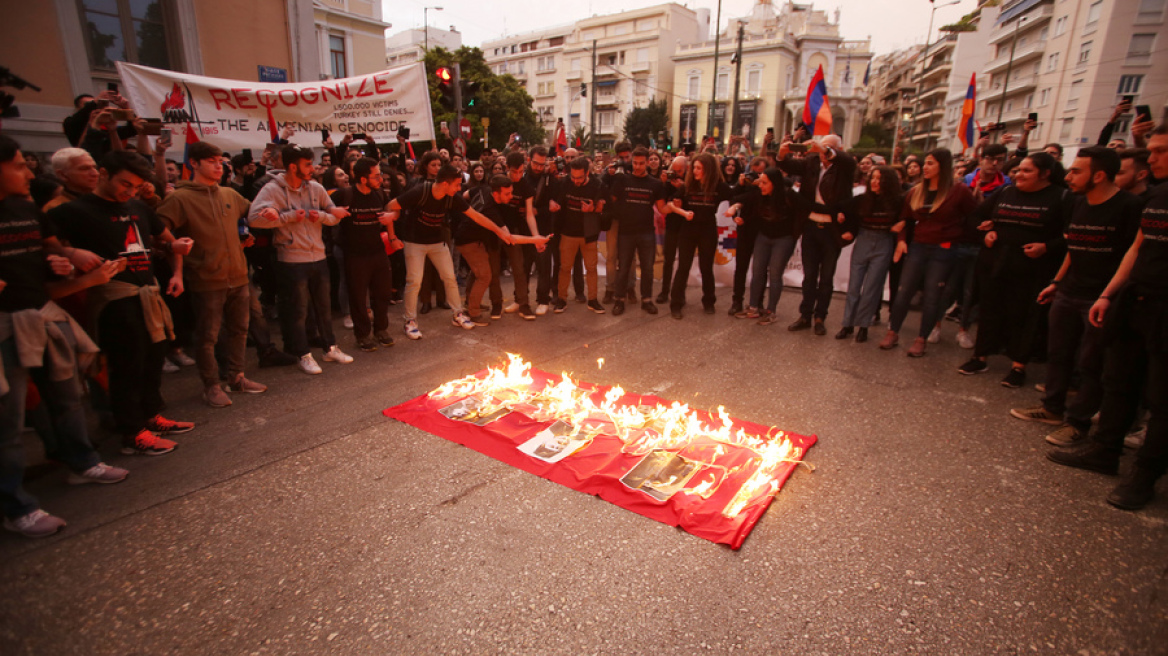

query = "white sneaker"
[957, 330, 975, 349]
[323, 345, 354, 364]
[452, 312, 475, 330]
[927, 325, 942, 344]
[3, 509, 65, 538]
[503, 302, 520, 314]
[404, 319, 423, 340]
[299, 353, 323, 375]
[535, 303, 549, 316]
[67, 462, 129, 485]
[342, 315, 354, 329]
[169, 350, 195, 366]
[162, 359, 180, 374]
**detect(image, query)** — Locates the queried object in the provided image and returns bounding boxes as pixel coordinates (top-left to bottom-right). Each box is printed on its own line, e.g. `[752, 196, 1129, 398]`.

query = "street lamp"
[910, 0, 960, 152]
[424, 6, 443, 53]
[995, 15, 1030, 131]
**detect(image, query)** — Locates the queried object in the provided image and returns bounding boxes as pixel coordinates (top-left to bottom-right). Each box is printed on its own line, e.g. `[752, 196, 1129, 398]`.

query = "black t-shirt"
[856, 193, 901, 232]
[609, 173, 666, 235]
[734, 186, 797, 239]
[333, 186, 388, 257]
[524, 171, 556, 233]
[1061, 190, 1143, 299]
[1130, 182, 1168, 297]
[673, 182, 733, 226]
[395, 183, 469, 245]
[455, 194, 505, 247]
[0, 198, 52, 312]
[503, 177, 536, 235]
[553, 177, 605, 240]
[974, 184, 1070, 249]
[48, 193, 163, 287]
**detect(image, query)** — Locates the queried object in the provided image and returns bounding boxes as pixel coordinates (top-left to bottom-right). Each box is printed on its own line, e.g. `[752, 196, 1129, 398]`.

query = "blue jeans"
[277, 259, 336, 357]
[750, 234, 797, 313]
[889, 243, 959, 339]
[842, 229, 896, 328]
[1, 335, 99, 519]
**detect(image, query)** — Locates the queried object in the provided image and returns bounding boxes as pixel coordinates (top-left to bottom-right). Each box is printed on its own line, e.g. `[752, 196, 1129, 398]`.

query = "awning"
[996, 0, 1043, 26]
[596, 80, 618, 88]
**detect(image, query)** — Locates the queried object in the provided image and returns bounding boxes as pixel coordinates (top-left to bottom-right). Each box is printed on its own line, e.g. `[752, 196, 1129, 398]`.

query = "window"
[1138, 0, 1166, 22]
[329, 35, 347, 78]
[619, 51, 626, 65]
[511, 45, 517, 54]
[634, 77, 648, 96]
[687, 73, 701, 100]
[517, 60, 525, 74]
[598, 111, 615, 129]
[1117, 74, 1144, 95]
[611, 23, 628, 36]
[1085, 1, 1102, 27]
[1127, 34, 1156, 64]
[1024, 93, 1033, 108]
[1066, 80, 1083, 110]
[785, 66, 794, 91]
[1078, 41, 1092, 65]
[1039, 26, 1049, 41]
[637, 48, 649, 63]
[79, 0, 172, 70]
[636, 18, 657, 31]
[716, 72, 729, 100]
[1054, 16, 1068, 36]
[1005, 99, 1013, 113]
[571, 58, 581, 71]
[1039, 88, 1051, 106]
[1046, 52, 1059, 72]
[1059, 118, 1074, 141]
[746, 69, 761, 96]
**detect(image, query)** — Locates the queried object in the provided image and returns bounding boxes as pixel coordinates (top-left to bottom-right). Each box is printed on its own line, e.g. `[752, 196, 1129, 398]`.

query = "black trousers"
[346, 253, 393, 338]
[974, 249, 1055, 364]
[615, 231, 656, 299]
[659, 215, 683, 300]
[732, 223, 758, 306]
[798, 225, 842, 320]
[670, 221, 718, 311]
[98, 297, 166, 438]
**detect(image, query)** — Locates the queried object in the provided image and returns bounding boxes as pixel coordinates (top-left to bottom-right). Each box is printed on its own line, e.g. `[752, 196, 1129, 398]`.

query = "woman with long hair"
[664, 152, 732, 319]
[647, 151, 663, 179]
[838, 165, 905, 342]
[879, 149, 977, 357]
[727, 167, 800, 325]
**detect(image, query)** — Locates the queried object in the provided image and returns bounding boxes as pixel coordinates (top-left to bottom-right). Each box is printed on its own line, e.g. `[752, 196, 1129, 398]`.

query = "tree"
[423, 47, 545, 155]
[623, 98, 669, 147]
[854, 121, 893, 149]
[570, 125, 594, 152]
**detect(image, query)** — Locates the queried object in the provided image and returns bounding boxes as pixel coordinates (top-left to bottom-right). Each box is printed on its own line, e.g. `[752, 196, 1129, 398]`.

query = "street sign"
[459, 117, 472, 139]
[453, 138, 466, 157]
[481, 117, 490, 128]
[257, 65, 287, 83]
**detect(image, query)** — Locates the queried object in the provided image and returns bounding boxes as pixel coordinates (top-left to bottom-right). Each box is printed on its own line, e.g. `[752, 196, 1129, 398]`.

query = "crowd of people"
[0, 89, 1165, 539]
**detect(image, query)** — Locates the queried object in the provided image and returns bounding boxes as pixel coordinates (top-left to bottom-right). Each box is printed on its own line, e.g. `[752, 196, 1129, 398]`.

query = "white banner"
[116, 62, 435, 151]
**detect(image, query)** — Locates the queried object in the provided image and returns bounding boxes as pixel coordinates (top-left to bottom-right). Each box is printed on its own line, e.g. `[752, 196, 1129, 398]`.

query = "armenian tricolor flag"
[802, 65, 832, 136]
[180, 122, 200, 180]
[958, 73, 977, 152]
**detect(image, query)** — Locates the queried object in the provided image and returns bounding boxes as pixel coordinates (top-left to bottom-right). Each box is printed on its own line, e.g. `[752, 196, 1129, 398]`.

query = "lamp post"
[423, 6, 443, 52]
[909, 0, 960, 152]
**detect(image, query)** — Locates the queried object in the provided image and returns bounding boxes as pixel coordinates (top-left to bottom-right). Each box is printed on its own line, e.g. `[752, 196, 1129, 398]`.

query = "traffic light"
[463, 79, 481, 110]
[435, 66, 456, 110]
[580, 83, 587, 97]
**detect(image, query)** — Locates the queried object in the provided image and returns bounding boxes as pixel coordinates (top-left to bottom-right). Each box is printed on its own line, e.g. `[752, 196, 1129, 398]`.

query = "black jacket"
[777, 151, 858, 240]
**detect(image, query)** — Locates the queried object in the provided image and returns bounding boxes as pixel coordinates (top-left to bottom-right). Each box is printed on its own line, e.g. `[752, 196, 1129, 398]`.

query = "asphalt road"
[2, 284, 1165, 655]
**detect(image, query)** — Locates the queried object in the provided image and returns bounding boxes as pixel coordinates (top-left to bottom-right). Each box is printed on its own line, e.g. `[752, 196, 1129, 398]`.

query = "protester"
[550, 157, 607, 314]
[664, 152, 732, 319]
[656, 155, 688, 306]
[727, 167, 800, 325]
[838, 165, 904, 342]
[608, 147, 667, 316]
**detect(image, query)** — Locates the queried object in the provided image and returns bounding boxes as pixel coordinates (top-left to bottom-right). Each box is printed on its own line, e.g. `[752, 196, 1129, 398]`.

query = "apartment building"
[386, 25, 463, 68]
[483, 3, 707, 149]
[0, 0, 389, 153]
[672, 1, 872, 149]
[864, 46, 925, 143]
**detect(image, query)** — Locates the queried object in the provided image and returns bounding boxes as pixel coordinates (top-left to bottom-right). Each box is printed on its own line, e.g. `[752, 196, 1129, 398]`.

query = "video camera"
[0, 67, 41, 119]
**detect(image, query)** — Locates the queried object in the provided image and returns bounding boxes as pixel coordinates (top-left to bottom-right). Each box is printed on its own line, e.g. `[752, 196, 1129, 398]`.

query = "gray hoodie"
[247, 173, 338, 263]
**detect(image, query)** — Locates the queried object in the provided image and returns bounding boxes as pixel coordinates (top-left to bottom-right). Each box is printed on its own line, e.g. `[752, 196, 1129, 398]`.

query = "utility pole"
[729, 21, 745, 142]
[590, 39, 597, 150]
[995, 16, 1027, 139]
[454, 62, 463, 128]
[707, 0, 722, 145]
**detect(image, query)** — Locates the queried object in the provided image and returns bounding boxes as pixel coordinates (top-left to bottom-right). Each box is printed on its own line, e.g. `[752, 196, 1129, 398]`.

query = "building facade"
[671, 1, 872, 151]
[0, 0, 388, 153]
[386, 26, 463, 68]
[864, 45, 926, 147]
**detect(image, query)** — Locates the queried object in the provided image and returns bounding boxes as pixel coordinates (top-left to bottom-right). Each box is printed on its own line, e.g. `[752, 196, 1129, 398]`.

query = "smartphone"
[321, 129, 330, 142]
[1028, 112, 1038, 123]
[159, 127, 172, 143]
[140, 119, 163, 135]
[440, 121, 448, 130]
[1122, 95, 1135, 107]
[788, 143, 808, 153]
[351, 132, 367, 140]
[243, 148, 253, 160]
[767, 127, 774, 135]
[111, 108, 133, 120]
[397, 125, 410, 140]
[1135, 105, 1152, 122]
[107, 82, 119, 93]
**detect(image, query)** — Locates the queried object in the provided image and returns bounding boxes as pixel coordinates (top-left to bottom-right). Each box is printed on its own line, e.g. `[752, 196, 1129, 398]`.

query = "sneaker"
[957, 330, 975, 349]
[907, 336, 927, 357]
[927, 325, 941, 344]
[517, 304, 536, 320]
[553, 299, 567, 314]
[788, 316, 812, 331]
[575, 294, 587, 303]
[736, 307, 760, 319]
[1001, 367, 1026, 389]
[374, 331, 396, 347]
[227, 374, 267, 394]
[469, 314, 490, 327]
[957, 358, 988, 375]
[3, 509, 66, 538]
[121, 429, 177, 456]
[146, 415, 194, 435]
[878, 331, 899, 350]
[324, 345, 354, 363]
[259, 347, 299, 368]
[834, 326, 854, 340]
[728, 302, 743, 316]
[503, 302, 520, 314]
[404, 320, 423, 340]
[1010, 406, 1063, 425]
[299, 353, 323, 375]
[169, 350, 195, 366]
[1125, 424, 1148, 450]
[641, 301, 658, 315]
[587, 300, 606, 314]
[1045, 424, 1087, 447]
[757, 311, 777, 326]
[1046, 443, 1119, 475]
[452, 312, 476, 330]
[655, 292, 669, 305]
[612, 300, 625, 316]
[535, 303, 549, 316]
[670, 308, 683, 320]
[67, 462, 129, 485]
[203, 384, 232, 407]
[1034, 383, 1047, 393]
[603, 290, 615, 303]
[162, 358, 180, 374]
[1107, 467, 1160, 510]
[343, 315, 354, 329]
[489, 305, 504, 319]
[357, 336, 378, 352]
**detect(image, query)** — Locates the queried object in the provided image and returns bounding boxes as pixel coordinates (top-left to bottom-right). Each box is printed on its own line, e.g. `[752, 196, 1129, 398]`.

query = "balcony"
[595, 124, 618, 136]
[980, 76, 1037, 102]
[565, 69, 582, 81]
[630, 61, 651, 74]
[917, 83, 947, 103]
[596, 93, 619, 107]
[989, 3, 1053, 45]
[984, 39, 1046, 74]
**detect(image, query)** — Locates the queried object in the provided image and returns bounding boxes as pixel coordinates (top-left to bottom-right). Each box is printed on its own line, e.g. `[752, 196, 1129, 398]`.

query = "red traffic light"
[436, 67, 453, 83]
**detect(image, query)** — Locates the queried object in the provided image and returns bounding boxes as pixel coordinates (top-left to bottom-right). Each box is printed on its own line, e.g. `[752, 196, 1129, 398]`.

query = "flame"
[597, 357, 605, 370]
[428, 355, 806, 517]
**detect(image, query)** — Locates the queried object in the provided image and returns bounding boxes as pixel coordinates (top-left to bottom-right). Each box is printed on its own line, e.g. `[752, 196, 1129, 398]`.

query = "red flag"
[555, 123, 567, 155]
[266, 104, 279, 143]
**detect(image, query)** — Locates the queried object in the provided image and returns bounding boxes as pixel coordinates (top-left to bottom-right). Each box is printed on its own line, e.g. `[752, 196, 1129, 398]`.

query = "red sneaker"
[146, 415, 195, 435]
[120, 429, 177, 456]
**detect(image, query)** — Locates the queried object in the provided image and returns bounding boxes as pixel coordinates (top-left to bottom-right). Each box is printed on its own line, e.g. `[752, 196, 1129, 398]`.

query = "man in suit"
[777, 133, 857, 335]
